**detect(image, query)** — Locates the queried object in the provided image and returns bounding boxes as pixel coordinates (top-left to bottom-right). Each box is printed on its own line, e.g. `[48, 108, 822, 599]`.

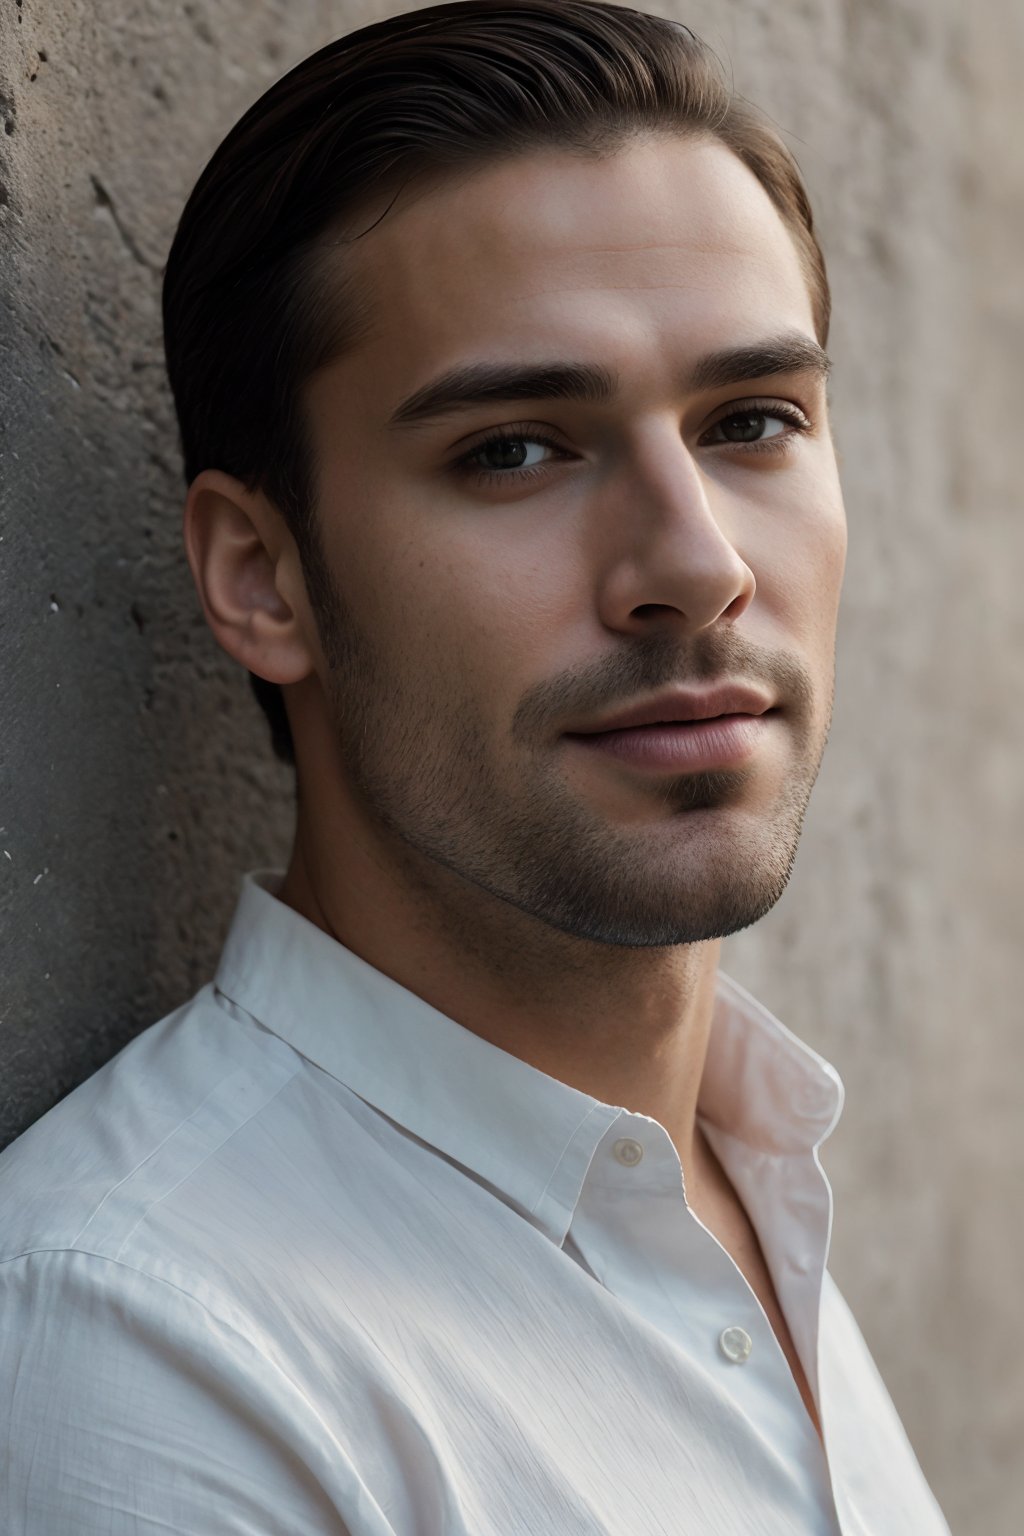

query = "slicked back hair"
[162, 0, 831, 766]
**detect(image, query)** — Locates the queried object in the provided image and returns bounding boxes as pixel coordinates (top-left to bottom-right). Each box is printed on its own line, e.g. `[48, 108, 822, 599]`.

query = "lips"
[562, 681, 780, 775]
[565, 711, 775, 772]
[567, 684, 776, 736]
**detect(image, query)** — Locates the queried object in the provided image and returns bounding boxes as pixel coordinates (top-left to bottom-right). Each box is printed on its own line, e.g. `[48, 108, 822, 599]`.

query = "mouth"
[564, 710, 779, 772]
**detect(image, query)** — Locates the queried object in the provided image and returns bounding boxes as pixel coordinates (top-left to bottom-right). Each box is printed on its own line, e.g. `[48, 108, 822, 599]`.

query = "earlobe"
[182, 469, 316, 686]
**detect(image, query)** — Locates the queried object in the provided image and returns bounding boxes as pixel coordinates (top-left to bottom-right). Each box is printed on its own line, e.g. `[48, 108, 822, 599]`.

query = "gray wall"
[1, 1, 1020, 1529]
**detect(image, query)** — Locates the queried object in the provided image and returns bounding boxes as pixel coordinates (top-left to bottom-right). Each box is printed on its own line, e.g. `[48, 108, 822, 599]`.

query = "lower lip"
[565, 712, 775, 771]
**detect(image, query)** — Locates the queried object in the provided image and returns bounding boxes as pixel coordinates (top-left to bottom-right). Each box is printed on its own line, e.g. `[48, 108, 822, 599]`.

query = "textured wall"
[1, 0, 1020, 1528]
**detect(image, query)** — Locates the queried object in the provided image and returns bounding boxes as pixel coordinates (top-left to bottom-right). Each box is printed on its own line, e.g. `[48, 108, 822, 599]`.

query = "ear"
[182, 469, 318, 685]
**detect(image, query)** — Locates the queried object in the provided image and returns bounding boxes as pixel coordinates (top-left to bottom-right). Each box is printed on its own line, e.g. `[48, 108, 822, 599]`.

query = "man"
[0, 2, 951, 1531]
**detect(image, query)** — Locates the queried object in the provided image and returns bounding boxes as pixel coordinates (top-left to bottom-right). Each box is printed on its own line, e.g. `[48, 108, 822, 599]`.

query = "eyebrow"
[386, 332, 831, 430]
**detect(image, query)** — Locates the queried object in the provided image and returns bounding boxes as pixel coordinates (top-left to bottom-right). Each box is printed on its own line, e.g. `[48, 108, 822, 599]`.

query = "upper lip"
[566, 684, 776, 734]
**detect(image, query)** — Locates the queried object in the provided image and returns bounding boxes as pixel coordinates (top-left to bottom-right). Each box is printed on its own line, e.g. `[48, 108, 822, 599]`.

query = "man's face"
[297, 134, 847, 947]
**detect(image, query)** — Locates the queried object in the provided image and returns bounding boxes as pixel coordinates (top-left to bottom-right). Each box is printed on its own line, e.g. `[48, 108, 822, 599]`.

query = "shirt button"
[612, 1137, 644, 1166]
[718, 1326, 753, 1363]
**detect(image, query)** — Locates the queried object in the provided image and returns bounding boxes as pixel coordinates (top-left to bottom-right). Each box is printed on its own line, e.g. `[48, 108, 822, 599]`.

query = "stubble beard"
[307, 560, 829, 951]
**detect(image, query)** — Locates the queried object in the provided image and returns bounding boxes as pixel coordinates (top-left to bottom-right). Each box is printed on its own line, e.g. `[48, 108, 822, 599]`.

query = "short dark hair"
[162, 0, 831, 767]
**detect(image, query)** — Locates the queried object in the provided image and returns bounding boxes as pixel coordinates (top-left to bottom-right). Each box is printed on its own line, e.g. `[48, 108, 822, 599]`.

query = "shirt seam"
[68, 1059, 303, 1255]
[0, 1245, 458, 1467]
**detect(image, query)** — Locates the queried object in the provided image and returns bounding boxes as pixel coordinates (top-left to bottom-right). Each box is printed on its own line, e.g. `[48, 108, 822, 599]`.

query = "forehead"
[313, 136, 817, 420]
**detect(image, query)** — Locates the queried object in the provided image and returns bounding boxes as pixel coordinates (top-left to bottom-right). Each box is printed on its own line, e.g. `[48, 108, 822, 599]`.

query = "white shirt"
[0, 868, 950, 1535]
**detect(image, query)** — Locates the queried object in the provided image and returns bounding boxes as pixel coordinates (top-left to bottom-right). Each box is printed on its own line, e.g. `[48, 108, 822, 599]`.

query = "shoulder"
[0, 1244, 368, 1534]
[0, 991, 400, 1533]
[0, 983, 304, 1270]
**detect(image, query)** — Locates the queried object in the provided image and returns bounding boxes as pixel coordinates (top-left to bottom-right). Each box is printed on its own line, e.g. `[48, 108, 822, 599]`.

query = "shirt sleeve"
[0, 1248, 381, 1536]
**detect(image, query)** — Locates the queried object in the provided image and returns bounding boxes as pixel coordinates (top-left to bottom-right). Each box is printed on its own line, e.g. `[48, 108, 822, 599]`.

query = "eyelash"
[451, 401, 814, 487]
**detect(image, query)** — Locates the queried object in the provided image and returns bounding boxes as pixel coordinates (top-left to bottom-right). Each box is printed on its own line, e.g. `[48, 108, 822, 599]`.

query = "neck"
[278, 796, 723, 1186]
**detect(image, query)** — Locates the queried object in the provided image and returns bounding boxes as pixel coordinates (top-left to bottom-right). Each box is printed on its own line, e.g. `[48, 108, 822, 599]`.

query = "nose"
[594, 434, 756, 638]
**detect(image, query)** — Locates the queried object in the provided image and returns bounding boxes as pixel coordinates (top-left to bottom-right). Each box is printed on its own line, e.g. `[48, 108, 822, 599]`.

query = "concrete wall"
[1, 0, 1020, 1528]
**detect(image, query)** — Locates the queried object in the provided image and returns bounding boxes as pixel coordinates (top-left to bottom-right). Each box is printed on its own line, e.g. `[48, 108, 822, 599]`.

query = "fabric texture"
[0, 869, 951, 1534]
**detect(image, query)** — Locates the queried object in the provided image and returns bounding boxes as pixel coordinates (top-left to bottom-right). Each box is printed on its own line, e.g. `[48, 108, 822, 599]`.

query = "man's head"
[165, 0, 846, 950]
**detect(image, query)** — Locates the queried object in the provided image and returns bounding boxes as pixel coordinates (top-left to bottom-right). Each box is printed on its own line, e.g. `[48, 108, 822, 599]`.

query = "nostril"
[631, 603, 679, 618]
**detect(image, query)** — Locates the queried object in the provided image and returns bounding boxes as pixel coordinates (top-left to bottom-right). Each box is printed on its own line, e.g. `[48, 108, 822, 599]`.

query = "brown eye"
[472, 437, 536, 471]
[699, 400, 812, 454]
[710, 410, 786, 443]
[453, 426, 570, 485]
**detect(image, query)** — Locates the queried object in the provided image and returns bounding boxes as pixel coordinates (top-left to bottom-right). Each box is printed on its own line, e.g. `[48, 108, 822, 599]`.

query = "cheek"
[399, 515, 584, 661]
[749, 486, 847, 643]
[805, 499, 848, 630]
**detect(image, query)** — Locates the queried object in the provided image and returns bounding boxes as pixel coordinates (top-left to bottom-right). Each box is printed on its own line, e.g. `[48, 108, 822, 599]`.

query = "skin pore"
[184, 134, 846, 1442]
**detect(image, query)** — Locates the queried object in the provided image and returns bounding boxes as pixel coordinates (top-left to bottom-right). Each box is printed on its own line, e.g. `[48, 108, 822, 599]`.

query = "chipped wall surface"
[1, 0, 1020, 1529]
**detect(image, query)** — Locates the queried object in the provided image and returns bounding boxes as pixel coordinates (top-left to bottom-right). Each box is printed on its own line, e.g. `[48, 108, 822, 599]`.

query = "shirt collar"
[213, 869, 843, 1247]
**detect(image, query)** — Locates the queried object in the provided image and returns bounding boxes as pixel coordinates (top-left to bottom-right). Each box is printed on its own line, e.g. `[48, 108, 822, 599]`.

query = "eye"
[700, 401, 812, 454]
[452, 426, 570, 486]
[450, 399, 815, 490]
